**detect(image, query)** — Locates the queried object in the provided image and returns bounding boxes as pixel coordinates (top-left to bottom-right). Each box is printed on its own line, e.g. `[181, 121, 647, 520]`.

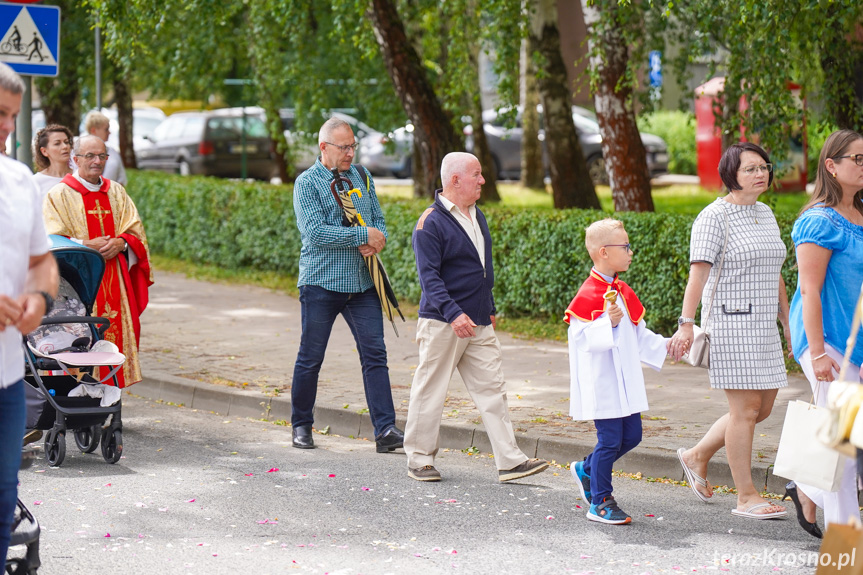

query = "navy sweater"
[412, 191, 496, 325]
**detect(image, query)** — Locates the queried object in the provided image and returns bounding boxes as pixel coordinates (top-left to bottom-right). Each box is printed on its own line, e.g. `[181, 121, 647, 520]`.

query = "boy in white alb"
[564, 219, 669, 524]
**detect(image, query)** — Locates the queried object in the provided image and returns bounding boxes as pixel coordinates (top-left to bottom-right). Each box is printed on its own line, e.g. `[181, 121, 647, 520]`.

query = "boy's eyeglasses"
[738, 164, 773, 175]
[604, 243, 633, 252]
[833, 154, 863, 166]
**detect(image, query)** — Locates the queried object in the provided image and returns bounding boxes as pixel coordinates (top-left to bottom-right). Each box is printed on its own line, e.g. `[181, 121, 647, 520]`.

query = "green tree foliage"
[669, 1, 863, 161]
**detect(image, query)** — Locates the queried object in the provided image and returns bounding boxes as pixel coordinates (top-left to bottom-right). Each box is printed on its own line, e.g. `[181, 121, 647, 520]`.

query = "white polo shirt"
[0, 155, 52, 387]
[438, 193, 485, 267]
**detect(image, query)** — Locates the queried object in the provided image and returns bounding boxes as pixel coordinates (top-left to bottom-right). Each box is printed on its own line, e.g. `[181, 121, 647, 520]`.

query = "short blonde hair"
[84, 110, 110, 132]
[584, 218, 624, 256]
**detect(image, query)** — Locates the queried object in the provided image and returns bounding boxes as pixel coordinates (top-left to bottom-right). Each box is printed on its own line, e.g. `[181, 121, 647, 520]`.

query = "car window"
[572, 113, 600, 135]
[135, 117, 164, 138]
[181, 116, 205, 138]
[206, 116, 268, 140]
[152, 117, 183, 141]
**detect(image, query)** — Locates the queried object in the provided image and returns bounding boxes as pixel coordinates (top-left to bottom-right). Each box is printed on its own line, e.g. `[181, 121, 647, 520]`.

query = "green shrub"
[638, 110, 697, 176]
[130, 170, 798, 337]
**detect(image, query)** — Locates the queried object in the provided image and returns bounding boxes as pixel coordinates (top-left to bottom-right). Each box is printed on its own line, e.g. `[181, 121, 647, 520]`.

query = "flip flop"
[677, 447, 712, 503]
[731, 502, 787, 520]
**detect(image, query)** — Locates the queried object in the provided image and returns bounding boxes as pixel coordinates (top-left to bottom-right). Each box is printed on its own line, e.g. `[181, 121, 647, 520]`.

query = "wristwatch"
[678, 316, 695, 326]
[32, 290, 54, 315]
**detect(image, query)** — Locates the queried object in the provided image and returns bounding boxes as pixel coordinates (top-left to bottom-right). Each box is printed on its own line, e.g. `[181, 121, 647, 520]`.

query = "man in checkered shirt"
[290, 117, 403, 453]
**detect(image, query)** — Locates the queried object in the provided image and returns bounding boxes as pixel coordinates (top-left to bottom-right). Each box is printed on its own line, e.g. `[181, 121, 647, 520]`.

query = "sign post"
[0, 1, 60, 164]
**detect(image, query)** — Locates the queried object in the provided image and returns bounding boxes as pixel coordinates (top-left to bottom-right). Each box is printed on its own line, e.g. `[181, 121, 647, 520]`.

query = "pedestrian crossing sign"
[0, 2, 60, 77]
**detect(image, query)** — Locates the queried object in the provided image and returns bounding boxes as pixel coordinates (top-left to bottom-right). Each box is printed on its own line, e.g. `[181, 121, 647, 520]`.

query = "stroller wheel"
[74, 425, 101, 453]
[44, 431, 66, 467]
[101, 430, 122, 464]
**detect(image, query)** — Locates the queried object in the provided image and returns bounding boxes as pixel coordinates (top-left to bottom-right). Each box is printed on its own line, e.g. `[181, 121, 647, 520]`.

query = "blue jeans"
[583, 413, 642, 503]
[291, 285, 396, 437]
[0, 380, 25, 563]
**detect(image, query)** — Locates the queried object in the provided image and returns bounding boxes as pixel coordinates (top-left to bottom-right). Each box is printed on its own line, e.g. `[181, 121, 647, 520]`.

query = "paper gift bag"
[774, 400, 845, 492]
[815, 522, 863, 574]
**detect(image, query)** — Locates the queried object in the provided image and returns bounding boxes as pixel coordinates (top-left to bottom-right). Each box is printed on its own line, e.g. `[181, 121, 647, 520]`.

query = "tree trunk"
[581, 0, 653, 212]
[368, 0, 461, 198]
[529, 0, 599, 210]
[469, 36, 500, 202]
[113, 74, 136, 169]
[520, 36, 545, 190]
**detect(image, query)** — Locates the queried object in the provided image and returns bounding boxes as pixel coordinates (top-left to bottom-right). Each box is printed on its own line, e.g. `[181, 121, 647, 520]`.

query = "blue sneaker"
[586, 497, 632, 525]
[571, 460, 591, 504]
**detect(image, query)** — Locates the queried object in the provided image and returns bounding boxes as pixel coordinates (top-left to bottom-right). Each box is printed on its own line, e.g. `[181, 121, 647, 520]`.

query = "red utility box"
[694, 77, 808, 192]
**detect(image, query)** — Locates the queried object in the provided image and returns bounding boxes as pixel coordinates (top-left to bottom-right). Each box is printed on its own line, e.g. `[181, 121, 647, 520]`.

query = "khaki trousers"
[404, 318, 527, 471]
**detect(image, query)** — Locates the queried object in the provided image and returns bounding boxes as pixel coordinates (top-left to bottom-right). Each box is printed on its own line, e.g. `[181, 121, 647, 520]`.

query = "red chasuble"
[60, 174, 151, 387]
[563, 269, 645, 326]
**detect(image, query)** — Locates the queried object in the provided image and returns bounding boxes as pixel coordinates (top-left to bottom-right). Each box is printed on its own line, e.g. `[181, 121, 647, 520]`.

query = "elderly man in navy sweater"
[404, 152, 549, 482]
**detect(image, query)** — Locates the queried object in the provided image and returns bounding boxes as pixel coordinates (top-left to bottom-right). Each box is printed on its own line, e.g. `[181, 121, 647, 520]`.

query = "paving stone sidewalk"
[131, 272, 812, 493]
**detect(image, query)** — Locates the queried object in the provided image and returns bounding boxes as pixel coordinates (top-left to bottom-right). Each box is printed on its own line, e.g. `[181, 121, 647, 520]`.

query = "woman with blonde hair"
[32, 124, 74, 196]
[785, 129, 863, 538]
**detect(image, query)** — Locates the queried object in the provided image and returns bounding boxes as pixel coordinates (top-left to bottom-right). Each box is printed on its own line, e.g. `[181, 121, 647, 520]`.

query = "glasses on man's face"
[324, 141, 359, 154]
[833, 154, 863, 167]
[75, 153, 109, 161]
[738, 163, 773, 175]
[604, 243, 633, 253]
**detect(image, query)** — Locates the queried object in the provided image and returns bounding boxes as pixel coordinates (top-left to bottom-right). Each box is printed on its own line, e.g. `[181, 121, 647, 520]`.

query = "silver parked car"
[360, 106, 669, 184]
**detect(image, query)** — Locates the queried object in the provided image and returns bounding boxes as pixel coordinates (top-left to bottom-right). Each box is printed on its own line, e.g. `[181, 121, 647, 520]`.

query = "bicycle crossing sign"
[0, 2, 60, 77]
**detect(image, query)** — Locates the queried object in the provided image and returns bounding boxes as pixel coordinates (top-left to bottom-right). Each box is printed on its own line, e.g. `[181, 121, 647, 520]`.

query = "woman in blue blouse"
[787, 129, 863, 538]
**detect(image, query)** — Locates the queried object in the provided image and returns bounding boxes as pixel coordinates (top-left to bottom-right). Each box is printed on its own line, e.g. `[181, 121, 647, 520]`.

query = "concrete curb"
[131, 371, 788, 494]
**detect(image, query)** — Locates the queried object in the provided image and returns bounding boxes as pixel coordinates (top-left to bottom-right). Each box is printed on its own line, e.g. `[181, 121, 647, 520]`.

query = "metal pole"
[14, 75, 33, 167]
[241, 106, 247, 180]
[95, 17, 102, 110]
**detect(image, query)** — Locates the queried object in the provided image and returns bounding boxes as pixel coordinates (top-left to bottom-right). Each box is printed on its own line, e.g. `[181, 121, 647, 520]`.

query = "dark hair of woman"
[717, 142, 774, 192]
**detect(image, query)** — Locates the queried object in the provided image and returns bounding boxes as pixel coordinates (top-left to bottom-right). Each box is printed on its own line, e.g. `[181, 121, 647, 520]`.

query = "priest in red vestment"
[43, 135, 153, 387]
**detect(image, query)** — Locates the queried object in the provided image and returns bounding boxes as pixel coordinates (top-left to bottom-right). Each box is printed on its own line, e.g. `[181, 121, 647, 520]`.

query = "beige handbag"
[684, 207, 729, 368]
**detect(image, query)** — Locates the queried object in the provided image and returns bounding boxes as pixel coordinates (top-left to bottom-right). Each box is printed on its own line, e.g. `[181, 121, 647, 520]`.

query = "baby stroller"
[22, 236, 126, 468]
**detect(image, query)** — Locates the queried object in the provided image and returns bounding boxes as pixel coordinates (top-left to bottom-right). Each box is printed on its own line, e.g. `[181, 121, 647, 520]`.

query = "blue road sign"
[649, 50, 662, 89]
[0, 2, 60, 77]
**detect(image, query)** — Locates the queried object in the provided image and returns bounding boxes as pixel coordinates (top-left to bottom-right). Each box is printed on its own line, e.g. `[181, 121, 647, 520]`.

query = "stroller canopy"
[49, 235, 105, 313]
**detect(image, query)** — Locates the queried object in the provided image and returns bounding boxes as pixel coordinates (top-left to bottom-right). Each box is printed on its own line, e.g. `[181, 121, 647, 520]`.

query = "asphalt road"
[14, 396, 831, 575]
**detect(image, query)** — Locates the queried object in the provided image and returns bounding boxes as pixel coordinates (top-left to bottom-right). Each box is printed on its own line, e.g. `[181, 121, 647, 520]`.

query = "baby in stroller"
[22, 237, 126, 468]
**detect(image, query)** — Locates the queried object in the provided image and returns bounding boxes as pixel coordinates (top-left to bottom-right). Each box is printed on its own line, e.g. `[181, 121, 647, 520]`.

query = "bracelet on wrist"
[812, 352, 828, 361]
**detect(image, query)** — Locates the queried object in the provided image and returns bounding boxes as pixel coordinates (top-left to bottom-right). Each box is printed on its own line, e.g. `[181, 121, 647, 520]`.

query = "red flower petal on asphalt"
[267, 468, 279, 473]
[104, 533, 111, 538]
[245, 473, 253, 477]
[361, 487, 370, 491]
[33, 501, 42, 505]
[186, 499, 196, 503]
[328, 474, 335, 478]
[644, 514, 655, 517]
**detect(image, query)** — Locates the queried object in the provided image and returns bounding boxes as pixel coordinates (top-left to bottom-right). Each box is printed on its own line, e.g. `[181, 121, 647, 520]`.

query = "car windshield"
[207, 116, 268, 140]
[572, 113, 600, 135]
[134, 117, 164, 138]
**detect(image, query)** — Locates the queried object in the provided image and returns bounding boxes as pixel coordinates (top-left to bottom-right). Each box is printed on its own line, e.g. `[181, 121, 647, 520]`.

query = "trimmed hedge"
[130, 171, 798, 336]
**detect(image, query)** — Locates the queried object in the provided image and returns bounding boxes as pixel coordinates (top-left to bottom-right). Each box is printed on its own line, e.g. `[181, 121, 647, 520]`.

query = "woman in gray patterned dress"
[670, 143, 790, 520]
